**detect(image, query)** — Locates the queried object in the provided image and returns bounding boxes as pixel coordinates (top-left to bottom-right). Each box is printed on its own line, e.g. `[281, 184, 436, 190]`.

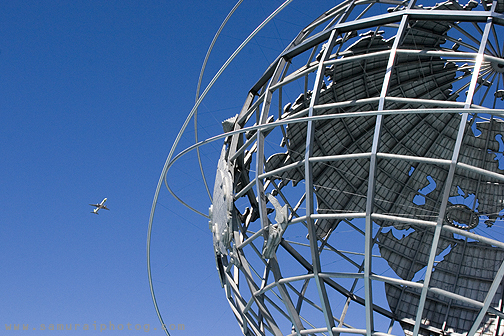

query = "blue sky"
[0, 1, 337, 335]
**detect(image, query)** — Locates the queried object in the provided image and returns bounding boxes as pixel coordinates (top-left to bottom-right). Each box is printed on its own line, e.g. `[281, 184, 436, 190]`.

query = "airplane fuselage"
[90, 198, 109, 214]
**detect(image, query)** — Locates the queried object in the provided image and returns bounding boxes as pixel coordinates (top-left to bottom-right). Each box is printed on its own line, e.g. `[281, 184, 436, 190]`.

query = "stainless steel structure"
[151, 0, 504, 335]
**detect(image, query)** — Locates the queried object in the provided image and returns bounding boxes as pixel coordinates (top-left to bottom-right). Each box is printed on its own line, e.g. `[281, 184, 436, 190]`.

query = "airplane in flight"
[90, 198, 109, 214]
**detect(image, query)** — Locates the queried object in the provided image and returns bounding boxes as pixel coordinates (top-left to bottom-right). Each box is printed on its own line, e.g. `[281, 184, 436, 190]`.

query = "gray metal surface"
[208, 0, 504, 335]
[155, 0, 504, 335]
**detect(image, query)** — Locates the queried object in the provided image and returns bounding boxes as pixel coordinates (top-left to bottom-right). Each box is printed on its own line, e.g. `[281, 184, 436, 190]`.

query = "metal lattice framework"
[150, 0, 504, 335]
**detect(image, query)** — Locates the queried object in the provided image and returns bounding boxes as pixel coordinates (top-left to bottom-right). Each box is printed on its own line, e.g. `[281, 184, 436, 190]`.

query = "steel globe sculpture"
[149, 0, 504, 335]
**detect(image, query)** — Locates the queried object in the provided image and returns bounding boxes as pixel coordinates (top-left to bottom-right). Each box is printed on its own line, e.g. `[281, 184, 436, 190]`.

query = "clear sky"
[0, 1, 338, 335]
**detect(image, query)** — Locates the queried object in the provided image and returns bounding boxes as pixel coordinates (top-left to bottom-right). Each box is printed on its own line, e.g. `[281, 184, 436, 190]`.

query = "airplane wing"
[89, 199, 109, 212]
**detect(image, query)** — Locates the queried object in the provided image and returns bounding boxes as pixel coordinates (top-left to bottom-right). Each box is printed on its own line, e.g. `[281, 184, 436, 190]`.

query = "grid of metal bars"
[203, 0, 504, 335]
